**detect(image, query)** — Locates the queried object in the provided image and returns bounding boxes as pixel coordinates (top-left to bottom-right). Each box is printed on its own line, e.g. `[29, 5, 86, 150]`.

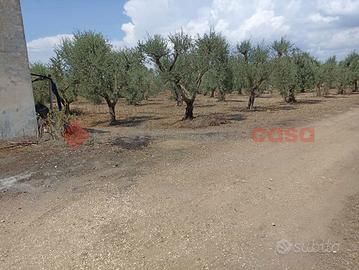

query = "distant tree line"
[31, 31, 359, 123]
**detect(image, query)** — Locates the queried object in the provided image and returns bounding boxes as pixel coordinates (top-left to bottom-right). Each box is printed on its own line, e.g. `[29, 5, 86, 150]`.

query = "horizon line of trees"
[31, 30, 359, 124]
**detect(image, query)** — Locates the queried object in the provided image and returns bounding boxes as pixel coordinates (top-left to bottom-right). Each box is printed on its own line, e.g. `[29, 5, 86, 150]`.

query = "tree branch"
[169, 52, 179, 72]
[177, 83, 192, 103]
[155, 57, 165, 72]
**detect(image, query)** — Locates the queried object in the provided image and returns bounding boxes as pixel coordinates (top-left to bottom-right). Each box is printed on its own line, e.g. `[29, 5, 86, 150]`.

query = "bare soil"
[1, 92, 359, 269]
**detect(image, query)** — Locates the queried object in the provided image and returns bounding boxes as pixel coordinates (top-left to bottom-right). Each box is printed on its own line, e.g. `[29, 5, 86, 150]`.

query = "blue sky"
[21, 0, 359, 63]
[21, 0, 128, 41]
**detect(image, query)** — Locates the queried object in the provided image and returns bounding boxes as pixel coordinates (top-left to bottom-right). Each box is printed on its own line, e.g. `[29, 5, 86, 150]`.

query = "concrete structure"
[0, 0, 37, 140]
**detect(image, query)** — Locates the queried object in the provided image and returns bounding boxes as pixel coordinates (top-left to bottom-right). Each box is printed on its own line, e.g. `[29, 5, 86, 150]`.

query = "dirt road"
[1, 106, 359, 269]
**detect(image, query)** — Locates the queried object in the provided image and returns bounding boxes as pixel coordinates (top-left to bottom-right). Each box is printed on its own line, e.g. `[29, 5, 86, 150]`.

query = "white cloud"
[27, 34, 74, 63]
[120, 0, 359, 60]
[27, 0, 359, 62]
[27, 34, 74, 51]
[309, 13, 339, 24]
[27, 35, 125, 63]
[318, 0, 359, 15]
[120, 0, 290, 45]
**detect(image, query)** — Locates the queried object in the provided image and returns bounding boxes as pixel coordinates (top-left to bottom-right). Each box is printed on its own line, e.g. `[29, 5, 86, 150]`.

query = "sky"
[21, 0, 359, 63]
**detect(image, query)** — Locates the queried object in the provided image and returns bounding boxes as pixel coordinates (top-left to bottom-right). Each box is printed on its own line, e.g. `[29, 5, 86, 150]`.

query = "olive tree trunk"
[217, 90, 226, 102]
[184, 99, 194, 120]
[104, 98, 117, 125]
[247, 87, 256, 110]
[285, 89, 297, 103]
[316, 83, 322, 97]
[172, 88, 182, 106]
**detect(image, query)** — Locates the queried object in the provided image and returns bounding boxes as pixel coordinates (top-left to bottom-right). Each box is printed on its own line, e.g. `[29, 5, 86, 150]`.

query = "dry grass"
[71, 91, 359, 132]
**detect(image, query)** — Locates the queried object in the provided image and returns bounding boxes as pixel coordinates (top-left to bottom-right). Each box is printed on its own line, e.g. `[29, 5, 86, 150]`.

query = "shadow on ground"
[96, 116, 164, 127]
[296, 99, 324, 105]
[111, 136, 152, 150]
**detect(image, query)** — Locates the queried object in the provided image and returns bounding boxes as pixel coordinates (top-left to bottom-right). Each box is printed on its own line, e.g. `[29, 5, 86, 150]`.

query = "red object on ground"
[63, 122, 90, 148]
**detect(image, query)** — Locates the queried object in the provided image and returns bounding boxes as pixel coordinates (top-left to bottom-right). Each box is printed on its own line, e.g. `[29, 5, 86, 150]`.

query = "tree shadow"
[110, 115, 164, 127]
[226, 114, 246, 122]
[196, 104, 216, 108]
[323, 95, 349, 99]
[296, 99, 324, 105]
[235, 105, 297, 112]
[273, 119, 298, 128]
[224, 99, 245, 103]
[111, 136, 152, 150]
[256, 95, 274, 99]
[86, 128, 110, 134]
[135, 102, 163, 106]
[70, 108, 85, 116]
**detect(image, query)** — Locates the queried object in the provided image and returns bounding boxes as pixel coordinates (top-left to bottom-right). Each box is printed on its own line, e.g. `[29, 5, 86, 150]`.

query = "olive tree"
[50, 39, 78, 114]
[202, 36, 232, 101]
[323, 57, 338, 93]
[235, 41, 272, 110]
[272, 37, 293, 58]
[65, 31, 146, 124]
[229, 55, 245, 94]
[293, 51, 316, 93]
[272, 56, 299, 103]
[30, 62, 51, 104]
[201, 69, 218, 97]
[237, 40, 251, 63]
[140, 31, 228, 120]
[65, 31, 120, 123]
[271, 38, 299, 103]
[312, 61, 326, 96]
[344, 52, 359, 92]
[125, 60, 160, 105]
[336, 62, 351, 95]
[201, 62, 232, 101]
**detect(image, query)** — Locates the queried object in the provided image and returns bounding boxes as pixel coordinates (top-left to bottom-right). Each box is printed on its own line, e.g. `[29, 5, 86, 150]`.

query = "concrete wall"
[0, 0, 37, 140]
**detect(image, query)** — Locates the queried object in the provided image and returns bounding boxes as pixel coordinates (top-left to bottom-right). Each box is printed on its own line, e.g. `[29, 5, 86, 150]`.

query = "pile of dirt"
[173, 114, 228, 129]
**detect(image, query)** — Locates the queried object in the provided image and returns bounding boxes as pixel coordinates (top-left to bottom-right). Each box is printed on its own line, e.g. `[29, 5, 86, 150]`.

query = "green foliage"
[141, 30, 230, 119]
[30, 62, 50, 104]
[270, 38, 300, 102]
[201, 69, 218, 95]
[312, 56, 350, 96]
[336, 62, 351, 94]
[201, 33, 232, 100]
[312, 61, 326, 96]
[139, 32, 193, 84]
[66, 31, 115, 104]
[293, 52, 316, 92]
[235, 41, 272, 109]
[125, 66, 160, 105]
[322, 56, 338, 91]
[272, 37, 293, 58]
[238, 42, 272, 91]
[50, 41, 78, 114]
[35, 29, 359, 122]
[59, 31, 150, 123]
[343, 52, 359, 91]
[272, 56, 299, 102]
[237, 40, 251, 63]
[229, 55, 245, 93]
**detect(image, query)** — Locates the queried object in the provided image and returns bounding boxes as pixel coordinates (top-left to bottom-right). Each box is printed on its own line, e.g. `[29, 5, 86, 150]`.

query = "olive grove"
[30, 29, 359, 122]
